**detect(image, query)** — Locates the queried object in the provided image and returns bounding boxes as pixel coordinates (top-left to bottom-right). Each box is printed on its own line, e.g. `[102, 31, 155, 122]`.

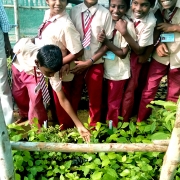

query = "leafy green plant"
[8, 100, 180, 179]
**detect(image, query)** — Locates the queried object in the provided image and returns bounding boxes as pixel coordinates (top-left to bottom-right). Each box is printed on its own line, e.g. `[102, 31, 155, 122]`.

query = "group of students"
[1, 0, 180, 142]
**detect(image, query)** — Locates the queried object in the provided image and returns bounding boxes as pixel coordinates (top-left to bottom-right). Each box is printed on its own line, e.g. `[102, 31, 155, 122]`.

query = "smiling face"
[84, 0, 98, 8]
[131, 0, 151, 19]
[46, 0, 68, 16]
[158, 0, 177, 9]
[109, 0, 127, 21]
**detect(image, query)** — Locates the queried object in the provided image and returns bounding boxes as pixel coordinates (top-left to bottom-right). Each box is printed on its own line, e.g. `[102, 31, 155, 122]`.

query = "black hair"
[37, 45, 63, 72]
[131, 0, 156, 7]
[108, 0, 131, 11]
[148, 0, 156, 7]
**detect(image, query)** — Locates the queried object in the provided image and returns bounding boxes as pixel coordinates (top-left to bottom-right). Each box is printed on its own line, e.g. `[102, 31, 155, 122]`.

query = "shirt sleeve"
[49, 72, 62, 92]
[138, 13, 156, 47]
[104, 11, 114, 39]
[62, 20, 83, 55]
[0, 1, 16, 32]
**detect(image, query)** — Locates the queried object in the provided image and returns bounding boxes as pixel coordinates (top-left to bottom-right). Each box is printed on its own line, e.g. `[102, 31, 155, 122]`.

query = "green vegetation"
[8, 100, 180, 180]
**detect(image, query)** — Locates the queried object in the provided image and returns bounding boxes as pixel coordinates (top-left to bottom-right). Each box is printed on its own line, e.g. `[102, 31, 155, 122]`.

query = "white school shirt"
[126, 9, 156, 47]
[13, 38, 62, 92]
[153, 0, 180, 69]
[70, 2, 114, 63]
[38, 10, 83, 81]
[104, 16, 136, 80]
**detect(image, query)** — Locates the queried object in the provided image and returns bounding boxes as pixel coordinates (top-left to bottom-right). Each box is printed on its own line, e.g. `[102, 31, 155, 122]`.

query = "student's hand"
[59, 64, 70, 78]
[4, 36, 13, 58]
[115, 19, 127, 36]
[77, 125, 91, 143]
[70, 60, 92, 74]
[97, 29, 106, 43]
[138, 55, 150, 64]
[157, 23, 175, 32]
[156, 42, 169, 57]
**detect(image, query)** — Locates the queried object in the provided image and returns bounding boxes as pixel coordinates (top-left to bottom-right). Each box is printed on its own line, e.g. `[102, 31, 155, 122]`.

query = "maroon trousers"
[12, 65, 48, 127]
[121, 51, 142, 122]
[105, 79, 127, 127]
[52, 63, 104, 128]
[52, 74, 84, 130]
[137, 59, 180, 122]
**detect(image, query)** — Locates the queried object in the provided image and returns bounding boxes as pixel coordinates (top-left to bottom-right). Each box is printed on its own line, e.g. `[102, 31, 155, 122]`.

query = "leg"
[52, 81, 75, 130]
[85, 64, 104, 126]
[167, 67, 180, 102]
[133, 62, 150, 115]
[121, 52, 142, 122]
[106, 79, 127, 127]
[12, 65, 29, 119]
[0, 50, 13, 125]
[20, 70, 48, 126]
[137, 59, 168, 122]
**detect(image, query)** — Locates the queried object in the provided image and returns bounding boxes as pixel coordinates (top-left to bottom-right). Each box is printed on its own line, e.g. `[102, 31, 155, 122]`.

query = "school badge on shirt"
[103, 51, 115, 60]
[161, 33, 175, 43]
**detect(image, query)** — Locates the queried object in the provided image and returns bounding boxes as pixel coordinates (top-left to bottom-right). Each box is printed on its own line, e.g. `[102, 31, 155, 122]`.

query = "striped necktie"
[34, 67, 50, 104]
[82, 9, 91, 48]
[39, 75, 50, 104]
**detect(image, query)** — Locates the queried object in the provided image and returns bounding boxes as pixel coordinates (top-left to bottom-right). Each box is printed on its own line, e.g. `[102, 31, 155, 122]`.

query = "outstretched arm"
[56, 90, 91, 143]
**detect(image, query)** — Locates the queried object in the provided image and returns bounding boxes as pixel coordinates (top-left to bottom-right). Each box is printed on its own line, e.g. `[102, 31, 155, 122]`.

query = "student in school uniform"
[97, 0, 136, 127]
[12, 38, 91, 142]
[12, 38, 49, 127]
[36, 0, 84, 129]
[137, 0, 180, 122]
[117, 0, 157, 122]
[69, 0, 114, 127]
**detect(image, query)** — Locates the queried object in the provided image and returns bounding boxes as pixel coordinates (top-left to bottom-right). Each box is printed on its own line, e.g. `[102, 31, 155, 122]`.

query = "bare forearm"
[63, 49, 84, 64]
[56, 91, 83, 127]
[172, 24, 180, 33]
[104, 39, 128, 58]
[90, 44, 108, 62]
[122, 32, 144, 55]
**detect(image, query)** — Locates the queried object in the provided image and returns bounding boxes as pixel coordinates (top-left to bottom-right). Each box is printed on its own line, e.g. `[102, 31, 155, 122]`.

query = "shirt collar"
[46, 10, 66, 22]
[81, 2, 99, 15]
[127, 9, 148, 23]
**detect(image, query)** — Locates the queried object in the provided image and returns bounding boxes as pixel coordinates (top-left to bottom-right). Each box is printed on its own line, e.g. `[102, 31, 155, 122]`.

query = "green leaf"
[15, 173, 21, 180]
[95, 122, 102, 131]
[64, 160, 71, 169]
[107, 152, 116, 160]
[8, 124, 25, 131]
[28, 160, 33, 167]
[102, 173, 117, 180]
[106, 168, 118, 177]
[120, 169, 130, 177]
[79, 166, 90, 177]
[144, 125, 152, 132]
[102, 158, 110, 167]
[151, 121, 156, 133]
[151, 132, 170, 140]
[122, 155, 127, 162]
[129, 122, 136, 135]
[11, 134, 22, 142]
[91, 171, 103, 180]
[60, 175, 65, 180]
[47, 170, 53, 177]
[121, 122, 129, 129]
[117, 137, 128, 143]
[94, 158, 102, 165]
